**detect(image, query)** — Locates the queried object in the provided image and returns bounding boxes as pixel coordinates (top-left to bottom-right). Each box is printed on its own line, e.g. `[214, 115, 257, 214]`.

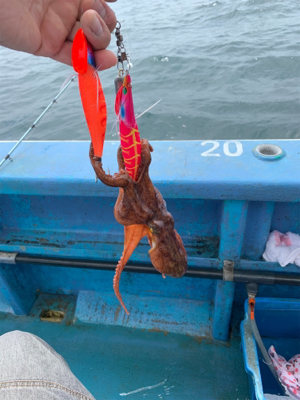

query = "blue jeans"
[0, 331, 95, 400]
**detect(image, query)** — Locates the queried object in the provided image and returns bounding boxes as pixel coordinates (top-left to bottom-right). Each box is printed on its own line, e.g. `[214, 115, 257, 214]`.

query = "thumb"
[81, 10, 116, 70]
[81, 10, 111, 52]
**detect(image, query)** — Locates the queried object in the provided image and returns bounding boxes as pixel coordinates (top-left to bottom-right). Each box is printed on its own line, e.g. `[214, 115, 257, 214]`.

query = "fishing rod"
[0, 75, 76, 168]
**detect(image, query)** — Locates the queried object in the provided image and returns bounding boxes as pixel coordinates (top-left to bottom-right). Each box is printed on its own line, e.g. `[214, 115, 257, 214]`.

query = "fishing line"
[60, 73, 77, 91]
[108, 99, 162, 137]
[136, 99, 162, 119]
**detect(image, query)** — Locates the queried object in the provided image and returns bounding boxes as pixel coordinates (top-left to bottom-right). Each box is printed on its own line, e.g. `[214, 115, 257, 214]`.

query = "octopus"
[89, 139, 187, 314]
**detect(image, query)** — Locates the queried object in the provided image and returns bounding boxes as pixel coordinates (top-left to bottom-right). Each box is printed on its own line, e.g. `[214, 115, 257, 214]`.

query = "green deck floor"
[0, 294, 249, 400]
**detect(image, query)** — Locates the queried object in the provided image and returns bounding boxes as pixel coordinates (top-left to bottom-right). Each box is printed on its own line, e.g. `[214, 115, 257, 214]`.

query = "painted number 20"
[200, 141, 243, 157]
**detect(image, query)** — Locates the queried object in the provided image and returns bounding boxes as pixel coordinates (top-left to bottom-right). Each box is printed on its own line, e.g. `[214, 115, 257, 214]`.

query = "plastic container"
[240, 297, 300, 400]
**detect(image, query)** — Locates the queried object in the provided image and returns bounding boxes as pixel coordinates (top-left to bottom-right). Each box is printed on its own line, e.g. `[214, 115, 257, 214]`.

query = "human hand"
[0, 0, 117, 69]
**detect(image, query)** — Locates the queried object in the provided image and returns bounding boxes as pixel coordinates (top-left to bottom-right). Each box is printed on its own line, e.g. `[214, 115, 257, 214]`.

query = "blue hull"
[0, 139, 299, 398]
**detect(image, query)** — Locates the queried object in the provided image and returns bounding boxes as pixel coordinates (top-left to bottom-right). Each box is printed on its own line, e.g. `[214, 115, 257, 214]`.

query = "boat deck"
[0, 293, 249, 400]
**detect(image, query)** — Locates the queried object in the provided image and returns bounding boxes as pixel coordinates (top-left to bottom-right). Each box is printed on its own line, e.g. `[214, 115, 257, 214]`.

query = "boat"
[0, 138, 299, 399]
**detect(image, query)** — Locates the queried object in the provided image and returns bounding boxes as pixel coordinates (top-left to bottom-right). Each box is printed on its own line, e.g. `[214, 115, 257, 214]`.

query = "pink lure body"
[115, 75, 141, 181]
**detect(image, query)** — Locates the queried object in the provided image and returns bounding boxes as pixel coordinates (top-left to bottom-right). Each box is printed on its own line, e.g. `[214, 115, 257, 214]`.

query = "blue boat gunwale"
[0, 139, 299, 202]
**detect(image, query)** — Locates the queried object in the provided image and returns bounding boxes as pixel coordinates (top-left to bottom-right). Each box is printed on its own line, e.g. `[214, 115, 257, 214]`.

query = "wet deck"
[0, 293, 249, 400]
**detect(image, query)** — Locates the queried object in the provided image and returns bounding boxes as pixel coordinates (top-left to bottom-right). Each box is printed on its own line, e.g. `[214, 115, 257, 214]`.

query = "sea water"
[0, 0, 299, 141]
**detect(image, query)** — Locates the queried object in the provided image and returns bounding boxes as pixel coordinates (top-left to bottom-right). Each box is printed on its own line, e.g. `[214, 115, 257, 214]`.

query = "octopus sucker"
[90, 139, 187, 313]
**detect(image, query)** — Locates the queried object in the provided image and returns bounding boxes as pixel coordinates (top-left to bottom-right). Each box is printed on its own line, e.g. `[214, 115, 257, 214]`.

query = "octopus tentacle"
[113, 259, 129, 315]
[90, 143, 130, 188]
[113, 224, 149, 314]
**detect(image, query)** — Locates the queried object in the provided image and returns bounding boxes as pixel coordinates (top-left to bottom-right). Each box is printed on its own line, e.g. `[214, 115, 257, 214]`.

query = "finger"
[67, 0, 117, 45]
[94, 49, 117, 70]
[81, 10, 112, 51]
[51, 40, 116, 69]
[79, 0, 117, 32]
[67, 21, 81, 42]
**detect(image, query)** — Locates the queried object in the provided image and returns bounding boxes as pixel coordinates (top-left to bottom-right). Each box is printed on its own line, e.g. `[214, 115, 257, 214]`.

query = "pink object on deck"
[268, 346, 300, 400]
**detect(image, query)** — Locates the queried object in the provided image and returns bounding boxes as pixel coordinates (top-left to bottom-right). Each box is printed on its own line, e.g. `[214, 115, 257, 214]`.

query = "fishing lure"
[72, 29, 107, 158]
[114, 22, 142, 181]
[115, 75, 141, 181]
